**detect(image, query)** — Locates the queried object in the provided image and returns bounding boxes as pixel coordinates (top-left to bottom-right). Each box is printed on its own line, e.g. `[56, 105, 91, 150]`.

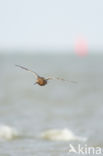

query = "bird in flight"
[16, 65, 77, 86]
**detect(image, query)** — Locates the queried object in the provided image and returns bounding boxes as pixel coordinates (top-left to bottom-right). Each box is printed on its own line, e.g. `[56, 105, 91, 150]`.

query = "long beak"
[33, 82, 37, 85]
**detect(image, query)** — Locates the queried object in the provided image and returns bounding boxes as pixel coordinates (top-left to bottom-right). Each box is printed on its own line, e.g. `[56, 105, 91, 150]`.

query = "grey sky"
[0, 0, 103, 52]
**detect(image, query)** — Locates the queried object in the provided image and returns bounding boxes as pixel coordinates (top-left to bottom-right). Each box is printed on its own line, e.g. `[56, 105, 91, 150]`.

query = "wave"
[0, 125, 19, 140]
[40, 128, 87, 141]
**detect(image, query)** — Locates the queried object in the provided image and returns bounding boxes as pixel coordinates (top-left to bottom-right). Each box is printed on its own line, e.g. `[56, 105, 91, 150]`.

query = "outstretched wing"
[15, 65, 39, 78]
[46, 76, 77, 84]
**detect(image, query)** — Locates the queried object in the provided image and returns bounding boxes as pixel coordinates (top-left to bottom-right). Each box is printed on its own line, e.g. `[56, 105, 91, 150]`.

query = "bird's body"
[16, 65, 77, 86]
[36, 77, 47, 86]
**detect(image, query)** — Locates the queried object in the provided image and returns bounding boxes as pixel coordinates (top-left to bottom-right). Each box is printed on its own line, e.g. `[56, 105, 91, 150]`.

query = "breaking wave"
[0, 125, 19, 140]
[40, 128, 87, 141]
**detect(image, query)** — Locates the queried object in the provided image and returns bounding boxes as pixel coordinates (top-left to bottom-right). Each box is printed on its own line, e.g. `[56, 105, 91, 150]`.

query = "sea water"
[0, 53, 103, 156]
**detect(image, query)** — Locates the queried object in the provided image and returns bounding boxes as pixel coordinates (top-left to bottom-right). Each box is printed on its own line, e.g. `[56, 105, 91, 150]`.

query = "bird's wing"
[46, 76, 77, 84]
[15, 65, 39, 78]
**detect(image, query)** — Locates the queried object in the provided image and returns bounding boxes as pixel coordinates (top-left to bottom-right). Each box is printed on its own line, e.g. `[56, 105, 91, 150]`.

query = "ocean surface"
[0, 53, 103, 156]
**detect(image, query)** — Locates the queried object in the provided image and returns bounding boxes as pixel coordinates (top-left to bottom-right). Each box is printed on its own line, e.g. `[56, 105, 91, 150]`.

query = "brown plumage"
[36, 77, 47, 86]
[16, 65, 77, 86]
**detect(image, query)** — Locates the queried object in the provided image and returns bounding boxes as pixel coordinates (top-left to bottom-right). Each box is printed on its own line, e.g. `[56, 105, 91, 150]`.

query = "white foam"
[41, 128, 87, 141]
[0, 125, 19, 140]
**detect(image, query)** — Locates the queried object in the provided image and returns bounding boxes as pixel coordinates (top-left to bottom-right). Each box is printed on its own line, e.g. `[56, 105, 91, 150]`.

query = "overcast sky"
[0, 0, 103, 52]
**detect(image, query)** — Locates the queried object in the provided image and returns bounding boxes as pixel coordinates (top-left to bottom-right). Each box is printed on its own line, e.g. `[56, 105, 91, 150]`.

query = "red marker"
[75, 37, 88, 56]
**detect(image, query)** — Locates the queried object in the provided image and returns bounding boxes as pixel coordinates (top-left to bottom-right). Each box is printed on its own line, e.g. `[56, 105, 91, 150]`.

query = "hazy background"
[0, 0, 103, 53]
[0, 1, 103, 156]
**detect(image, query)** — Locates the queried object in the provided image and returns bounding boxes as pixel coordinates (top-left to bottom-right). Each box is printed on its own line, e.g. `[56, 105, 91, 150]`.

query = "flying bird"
[16, 65, 77, 86]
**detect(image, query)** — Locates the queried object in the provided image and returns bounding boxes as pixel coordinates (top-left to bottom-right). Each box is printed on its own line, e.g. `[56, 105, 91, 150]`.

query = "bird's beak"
[33, 82, 37, 85]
